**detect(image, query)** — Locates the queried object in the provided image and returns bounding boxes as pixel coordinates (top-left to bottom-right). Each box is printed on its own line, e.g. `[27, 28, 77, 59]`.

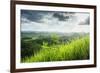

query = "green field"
[21, 32, 90, 63]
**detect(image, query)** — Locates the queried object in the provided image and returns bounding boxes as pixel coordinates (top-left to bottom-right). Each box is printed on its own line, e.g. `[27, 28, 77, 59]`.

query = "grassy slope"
[22, 36, 90, 62]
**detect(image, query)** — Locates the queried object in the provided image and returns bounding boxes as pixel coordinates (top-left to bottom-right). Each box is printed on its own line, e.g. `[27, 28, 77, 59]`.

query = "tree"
[51, 33, 60, 45]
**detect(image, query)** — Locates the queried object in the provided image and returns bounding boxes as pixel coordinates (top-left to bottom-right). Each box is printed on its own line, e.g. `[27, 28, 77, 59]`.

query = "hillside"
[22, 35, 89, 62]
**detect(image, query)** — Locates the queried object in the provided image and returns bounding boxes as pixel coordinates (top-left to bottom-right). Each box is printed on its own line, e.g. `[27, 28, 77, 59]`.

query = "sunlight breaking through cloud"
[21, 10, 90, 33]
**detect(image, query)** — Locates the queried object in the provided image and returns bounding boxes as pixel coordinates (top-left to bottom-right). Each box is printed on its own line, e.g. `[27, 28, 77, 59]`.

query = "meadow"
[21, 32, 90, 63]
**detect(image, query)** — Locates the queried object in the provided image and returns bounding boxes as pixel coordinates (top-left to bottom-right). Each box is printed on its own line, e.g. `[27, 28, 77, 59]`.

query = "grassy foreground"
[22, 36, 90, 62]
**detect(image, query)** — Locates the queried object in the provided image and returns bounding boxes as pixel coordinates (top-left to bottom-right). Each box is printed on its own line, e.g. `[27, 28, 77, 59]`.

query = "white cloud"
[21, 12, 90, 33]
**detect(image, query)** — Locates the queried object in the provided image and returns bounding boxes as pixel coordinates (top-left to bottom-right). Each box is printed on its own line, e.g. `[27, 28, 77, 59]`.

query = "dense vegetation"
[21, 32, 89, 62]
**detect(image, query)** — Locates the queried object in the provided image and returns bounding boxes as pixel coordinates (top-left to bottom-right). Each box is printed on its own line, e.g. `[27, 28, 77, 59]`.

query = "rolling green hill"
[22, 35, 89, 62]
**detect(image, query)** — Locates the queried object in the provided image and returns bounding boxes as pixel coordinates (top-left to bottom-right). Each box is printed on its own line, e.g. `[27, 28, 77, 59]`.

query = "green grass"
[22, 35, 90, 62]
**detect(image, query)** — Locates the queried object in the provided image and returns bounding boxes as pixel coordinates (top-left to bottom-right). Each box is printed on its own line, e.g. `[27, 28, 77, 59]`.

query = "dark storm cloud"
[53, 13, 68, 21]
[21, 10, 76, 24]
[21, 10, 46, 23]
[21, 10, 90, 32]
[53, 12, 75, 21]
[85, 17, 90, 25]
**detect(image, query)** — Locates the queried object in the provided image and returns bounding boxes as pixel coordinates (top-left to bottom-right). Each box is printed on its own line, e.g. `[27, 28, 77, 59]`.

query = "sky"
[21, 10, 90, 33]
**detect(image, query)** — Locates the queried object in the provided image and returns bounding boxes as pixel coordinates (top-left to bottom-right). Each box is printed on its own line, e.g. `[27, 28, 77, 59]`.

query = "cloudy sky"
[21, 10, 90, 33]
